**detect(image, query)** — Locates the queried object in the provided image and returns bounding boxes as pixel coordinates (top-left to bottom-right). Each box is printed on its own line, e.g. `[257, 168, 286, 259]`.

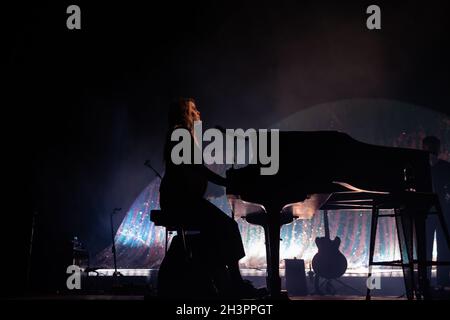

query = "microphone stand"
[110, 208, 123, 277]
[26, 211, 38, 291]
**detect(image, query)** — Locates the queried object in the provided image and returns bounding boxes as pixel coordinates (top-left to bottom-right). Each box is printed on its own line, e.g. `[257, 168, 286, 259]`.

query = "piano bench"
[150, 209, 201, 257]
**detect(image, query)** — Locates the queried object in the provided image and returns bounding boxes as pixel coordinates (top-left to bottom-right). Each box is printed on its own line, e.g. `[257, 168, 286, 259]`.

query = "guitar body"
[312, 236, 348, 279]
[312, 210, 348, 280]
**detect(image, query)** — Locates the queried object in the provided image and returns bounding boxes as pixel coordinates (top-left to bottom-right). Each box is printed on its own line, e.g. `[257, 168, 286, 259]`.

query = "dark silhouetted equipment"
[285, 258, 308, 296]
[227, 130, 450, 299]
[71, 236, 90, 269]
[321, 190, 450, 299]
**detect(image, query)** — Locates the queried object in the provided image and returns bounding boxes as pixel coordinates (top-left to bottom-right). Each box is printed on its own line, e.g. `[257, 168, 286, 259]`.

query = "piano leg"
[264, 204, 287, 299]
[262, 225, 273, 293]
[267, 208, 281, 297]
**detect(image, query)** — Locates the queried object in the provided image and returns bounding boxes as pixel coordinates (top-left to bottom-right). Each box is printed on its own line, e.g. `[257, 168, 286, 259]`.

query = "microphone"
[113, 208, 122, 214]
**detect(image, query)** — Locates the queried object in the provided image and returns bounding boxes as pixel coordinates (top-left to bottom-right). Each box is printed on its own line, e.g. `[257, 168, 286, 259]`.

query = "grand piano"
[226, 131, 450, 299]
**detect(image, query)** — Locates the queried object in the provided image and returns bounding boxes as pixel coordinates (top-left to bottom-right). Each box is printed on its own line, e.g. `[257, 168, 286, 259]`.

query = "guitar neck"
[324, 210, 330, 239]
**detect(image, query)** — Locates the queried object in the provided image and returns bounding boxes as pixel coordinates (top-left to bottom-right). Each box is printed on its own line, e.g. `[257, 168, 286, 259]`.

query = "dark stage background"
[6, 0, 450, 294]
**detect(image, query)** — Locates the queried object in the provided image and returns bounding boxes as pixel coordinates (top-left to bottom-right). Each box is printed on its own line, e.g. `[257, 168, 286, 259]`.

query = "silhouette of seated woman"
[159, 98, 260, 298]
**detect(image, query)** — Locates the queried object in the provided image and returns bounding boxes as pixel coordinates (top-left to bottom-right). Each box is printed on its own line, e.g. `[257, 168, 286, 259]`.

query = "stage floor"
[15, 268, 448, 300]
[11, 294, 406, 300]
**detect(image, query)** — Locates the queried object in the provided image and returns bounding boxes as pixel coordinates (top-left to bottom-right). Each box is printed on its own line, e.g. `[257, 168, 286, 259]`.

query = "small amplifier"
[285, 258, 308, 296]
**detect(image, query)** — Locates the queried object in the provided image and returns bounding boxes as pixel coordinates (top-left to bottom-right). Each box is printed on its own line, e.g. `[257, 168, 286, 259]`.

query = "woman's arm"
[194, 164, 228, 186]
[188, 130, 228, 186]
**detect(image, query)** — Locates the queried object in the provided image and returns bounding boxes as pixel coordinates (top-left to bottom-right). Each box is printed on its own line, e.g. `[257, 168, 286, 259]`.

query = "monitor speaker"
[285, 258, 308, 296]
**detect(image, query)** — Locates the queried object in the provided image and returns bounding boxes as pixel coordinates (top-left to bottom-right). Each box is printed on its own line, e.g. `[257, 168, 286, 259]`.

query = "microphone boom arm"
[144, 160, 163, 179]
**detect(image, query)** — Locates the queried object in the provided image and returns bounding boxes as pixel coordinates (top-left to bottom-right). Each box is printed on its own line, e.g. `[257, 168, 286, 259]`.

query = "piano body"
[226, 131, 450, 299]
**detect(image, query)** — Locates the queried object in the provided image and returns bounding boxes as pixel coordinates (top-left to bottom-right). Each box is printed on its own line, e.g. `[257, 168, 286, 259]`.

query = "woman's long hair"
[168, 97, 196, 131]
[164, 97, 196, 162]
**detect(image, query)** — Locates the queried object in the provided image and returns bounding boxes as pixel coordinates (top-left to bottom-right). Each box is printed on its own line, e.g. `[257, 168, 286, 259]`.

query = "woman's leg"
[182, 199, 264, 297]
[194, 199, 246, 283]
